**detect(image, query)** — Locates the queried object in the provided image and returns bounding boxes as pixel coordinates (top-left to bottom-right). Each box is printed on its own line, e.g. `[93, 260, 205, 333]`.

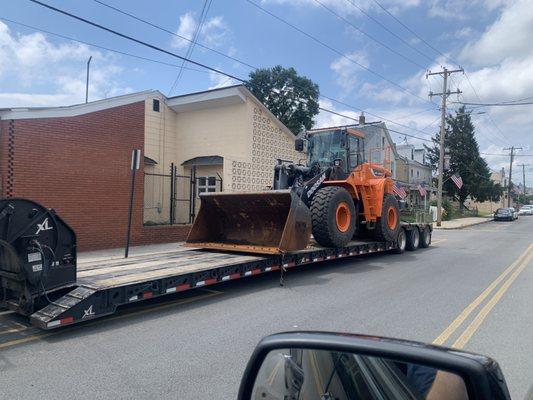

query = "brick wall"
[0, 101, 190, 251]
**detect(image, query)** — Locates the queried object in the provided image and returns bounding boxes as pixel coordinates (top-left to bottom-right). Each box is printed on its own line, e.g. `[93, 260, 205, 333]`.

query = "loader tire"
[311, 186, 356, 248]
[372, 194, 400, 242]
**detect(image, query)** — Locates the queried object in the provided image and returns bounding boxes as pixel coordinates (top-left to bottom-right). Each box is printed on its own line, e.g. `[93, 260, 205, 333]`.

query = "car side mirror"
[238, 332, 511, 400]
[295, 138, 305, 152]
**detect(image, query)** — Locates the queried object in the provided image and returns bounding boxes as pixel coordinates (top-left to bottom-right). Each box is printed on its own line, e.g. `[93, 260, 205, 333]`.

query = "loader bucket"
[185, 189, 312, 254]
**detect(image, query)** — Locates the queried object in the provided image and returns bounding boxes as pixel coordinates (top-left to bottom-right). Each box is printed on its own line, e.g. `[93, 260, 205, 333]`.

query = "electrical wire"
[312, 0, 427, 69]
[343, 0, 434, 63]
[168, 0, 212, 95]
[0, 17, 212, 74]
[28, 0, 246, 82]
[245, 0, 433, 105]
[93, 0, 257, 70]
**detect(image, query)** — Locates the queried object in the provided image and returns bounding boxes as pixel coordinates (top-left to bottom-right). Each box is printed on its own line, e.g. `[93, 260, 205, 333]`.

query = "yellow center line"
[431, 239, 447, 245]
[453, 250, 533, 349]
[433, 244, 533, 346]
[0, 290, 221, 350]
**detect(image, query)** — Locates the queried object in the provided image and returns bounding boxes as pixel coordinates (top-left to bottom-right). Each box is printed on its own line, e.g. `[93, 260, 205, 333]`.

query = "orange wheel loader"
[186, 127, 400, 254]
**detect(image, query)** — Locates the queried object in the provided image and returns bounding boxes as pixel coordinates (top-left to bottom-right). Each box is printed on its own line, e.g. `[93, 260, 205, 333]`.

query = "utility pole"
[503, 147, 522, 207]
[426, 67, 463, 226]
[85, 56, 92, 104]
[517, 163, 529, 199]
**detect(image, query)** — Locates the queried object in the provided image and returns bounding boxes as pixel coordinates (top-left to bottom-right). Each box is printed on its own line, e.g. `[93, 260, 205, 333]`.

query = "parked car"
[494, 208, 514, 221]
[511, 207, 519, 220]
[518, 205, 533, 216]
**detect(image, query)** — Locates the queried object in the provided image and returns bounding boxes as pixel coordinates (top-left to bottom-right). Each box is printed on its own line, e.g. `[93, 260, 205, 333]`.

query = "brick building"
[0, 86, 297, 251]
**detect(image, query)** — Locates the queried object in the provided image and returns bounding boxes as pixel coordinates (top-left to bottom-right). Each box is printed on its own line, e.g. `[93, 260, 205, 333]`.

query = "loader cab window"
[307, 130, 347, 171]
[348, 135, 363, 169]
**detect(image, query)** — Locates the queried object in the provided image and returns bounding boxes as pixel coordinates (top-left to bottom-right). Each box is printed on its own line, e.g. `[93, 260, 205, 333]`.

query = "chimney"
[359, 112, 365, 125]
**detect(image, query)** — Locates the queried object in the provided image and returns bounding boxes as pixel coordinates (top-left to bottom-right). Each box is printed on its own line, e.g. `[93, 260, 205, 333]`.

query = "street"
[0, 217, 532, 400]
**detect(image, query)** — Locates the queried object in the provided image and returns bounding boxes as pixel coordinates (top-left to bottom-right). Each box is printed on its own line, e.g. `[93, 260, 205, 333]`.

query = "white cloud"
[260, 0, 420, 16]
[427, 0, 507, 20]
[171, 12, 230, 50]
[460, 0, 533, 66]
[330, 51, 369, 95]
[0, 21, 132, 107]
[208, 69, 235, 90]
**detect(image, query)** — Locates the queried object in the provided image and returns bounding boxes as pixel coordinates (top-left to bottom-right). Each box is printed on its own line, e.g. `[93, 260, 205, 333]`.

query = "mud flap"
[185, 189, 312, 254]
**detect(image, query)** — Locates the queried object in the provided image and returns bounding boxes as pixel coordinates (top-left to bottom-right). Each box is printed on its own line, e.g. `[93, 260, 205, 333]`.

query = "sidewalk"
[433, 216, 492, 229]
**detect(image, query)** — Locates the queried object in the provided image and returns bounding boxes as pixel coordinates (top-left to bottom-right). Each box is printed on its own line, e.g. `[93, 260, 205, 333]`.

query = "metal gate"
[145, 164, 222, 225]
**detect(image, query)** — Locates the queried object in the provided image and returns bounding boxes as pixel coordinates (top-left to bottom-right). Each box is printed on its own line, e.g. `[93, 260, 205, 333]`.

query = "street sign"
[131, 149, 141, 170]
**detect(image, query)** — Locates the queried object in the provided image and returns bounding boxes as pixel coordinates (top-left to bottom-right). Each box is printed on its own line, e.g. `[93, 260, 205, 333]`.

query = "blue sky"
[1, 0, 532, 184]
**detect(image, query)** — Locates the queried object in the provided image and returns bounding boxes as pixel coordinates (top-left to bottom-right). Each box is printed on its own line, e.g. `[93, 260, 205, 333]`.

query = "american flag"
[451, 173, 463, 189]
[418, 182, 427, 197]
[393, 182, 407, 199]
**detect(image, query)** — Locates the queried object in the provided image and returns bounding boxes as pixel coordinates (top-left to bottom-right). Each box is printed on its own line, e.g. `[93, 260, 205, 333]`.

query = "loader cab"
[305, 128, 365, 179]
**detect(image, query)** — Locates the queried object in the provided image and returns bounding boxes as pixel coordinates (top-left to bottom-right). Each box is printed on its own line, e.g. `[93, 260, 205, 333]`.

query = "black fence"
[144, 164, 222, 225]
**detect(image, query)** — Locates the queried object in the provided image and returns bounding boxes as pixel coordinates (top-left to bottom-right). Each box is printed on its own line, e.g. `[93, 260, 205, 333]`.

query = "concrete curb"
[433, 218, 493, 230]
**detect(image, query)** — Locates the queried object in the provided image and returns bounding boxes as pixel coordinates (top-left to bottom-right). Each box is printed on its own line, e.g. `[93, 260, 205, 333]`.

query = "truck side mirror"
[238, 332, 512, 400]
[294, 138, 304, 152]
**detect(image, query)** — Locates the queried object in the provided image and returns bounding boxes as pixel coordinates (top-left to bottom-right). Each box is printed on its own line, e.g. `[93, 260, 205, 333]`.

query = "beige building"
[143, 85, 300, 224]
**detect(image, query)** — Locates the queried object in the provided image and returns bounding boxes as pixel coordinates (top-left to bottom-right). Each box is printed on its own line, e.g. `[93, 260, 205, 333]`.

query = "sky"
[1, 0, 532, 185]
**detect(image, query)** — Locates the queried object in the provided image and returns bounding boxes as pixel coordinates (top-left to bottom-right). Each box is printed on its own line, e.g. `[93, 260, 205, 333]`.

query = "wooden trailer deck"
[76, 249, 266, 290]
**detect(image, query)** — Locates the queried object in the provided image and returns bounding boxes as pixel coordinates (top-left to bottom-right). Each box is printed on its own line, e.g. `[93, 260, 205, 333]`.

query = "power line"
[245, 0, 432, 105]
[312, 0, 427, 69]
[168, 0, 212, 95]
[320, 94, 435, 138]
[93, 0, 257, 70]
[343, 0, 434, 63]
[453, 101, 533, 107]
[9, 8, 436, 143]
[17, 1, 449, 146]
[371, 0, 453, 63]
[28, 0, 246, 82]
[0, 17, 212, 74]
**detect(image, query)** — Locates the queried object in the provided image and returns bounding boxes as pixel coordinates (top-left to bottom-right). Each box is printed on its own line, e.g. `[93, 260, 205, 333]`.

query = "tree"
[425, 106, 502, 208]
[245, 65, 319, 135]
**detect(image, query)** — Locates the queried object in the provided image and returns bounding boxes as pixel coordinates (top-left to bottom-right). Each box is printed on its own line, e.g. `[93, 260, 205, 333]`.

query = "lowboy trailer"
[0, 199, 431, 329]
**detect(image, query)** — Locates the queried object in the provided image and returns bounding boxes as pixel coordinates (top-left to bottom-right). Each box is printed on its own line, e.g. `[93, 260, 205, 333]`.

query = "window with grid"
[197, 176, 218, 196]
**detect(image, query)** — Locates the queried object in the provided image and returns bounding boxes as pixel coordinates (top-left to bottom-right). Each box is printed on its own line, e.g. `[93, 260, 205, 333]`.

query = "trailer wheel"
[406, 227, 420, 251]
[419, 227, 431, 248]
[392, 228, 407, 254]
[371, 194, 400, 242]
[311, 186, 356, 248]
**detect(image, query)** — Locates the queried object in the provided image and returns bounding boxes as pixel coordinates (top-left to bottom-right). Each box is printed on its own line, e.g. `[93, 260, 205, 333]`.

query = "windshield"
[307, 130, 347, 167]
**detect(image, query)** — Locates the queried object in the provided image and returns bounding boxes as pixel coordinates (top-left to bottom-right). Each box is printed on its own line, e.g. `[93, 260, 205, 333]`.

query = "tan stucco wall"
[142, 92, 299, 224]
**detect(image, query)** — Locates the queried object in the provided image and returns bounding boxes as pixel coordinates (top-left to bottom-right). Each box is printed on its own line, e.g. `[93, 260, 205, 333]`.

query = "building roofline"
[0, 90, 157, 120]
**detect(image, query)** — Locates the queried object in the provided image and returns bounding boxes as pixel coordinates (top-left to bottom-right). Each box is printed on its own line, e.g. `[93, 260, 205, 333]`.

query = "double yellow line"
[433, 243, 533, 349]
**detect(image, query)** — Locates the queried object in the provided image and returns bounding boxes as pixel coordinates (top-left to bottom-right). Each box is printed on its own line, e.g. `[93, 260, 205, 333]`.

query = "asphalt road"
[0, 217, 532, 399]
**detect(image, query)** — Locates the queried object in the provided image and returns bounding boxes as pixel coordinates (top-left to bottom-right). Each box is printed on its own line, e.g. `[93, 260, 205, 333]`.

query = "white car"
[518, 205, 533, 216]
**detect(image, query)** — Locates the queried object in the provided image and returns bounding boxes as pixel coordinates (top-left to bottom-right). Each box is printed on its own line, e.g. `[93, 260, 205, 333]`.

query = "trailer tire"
[419, 227, 431, 248]
[311, 186, 356, 248]
[392, 228, 407, 254]
[372, 194, 400, 242]
[406, 227, 420, 251]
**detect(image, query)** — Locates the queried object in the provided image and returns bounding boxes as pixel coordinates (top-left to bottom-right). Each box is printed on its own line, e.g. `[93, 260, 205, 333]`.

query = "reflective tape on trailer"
[166, 283, 191, 293]
[47, 316, 74, 328]
[195, 278, 217, 287]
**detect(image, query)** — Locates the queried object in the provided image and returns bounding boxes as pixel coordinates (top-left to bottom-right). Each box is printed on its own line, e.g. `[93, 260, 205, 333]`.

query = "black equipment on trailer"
[0, 198, 76, 315]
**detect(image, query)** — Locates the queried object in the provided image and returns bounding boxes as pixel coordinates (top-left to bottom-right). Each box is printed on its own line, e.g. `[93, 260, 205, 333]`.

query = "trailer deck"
[29, 239, 397, 329]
